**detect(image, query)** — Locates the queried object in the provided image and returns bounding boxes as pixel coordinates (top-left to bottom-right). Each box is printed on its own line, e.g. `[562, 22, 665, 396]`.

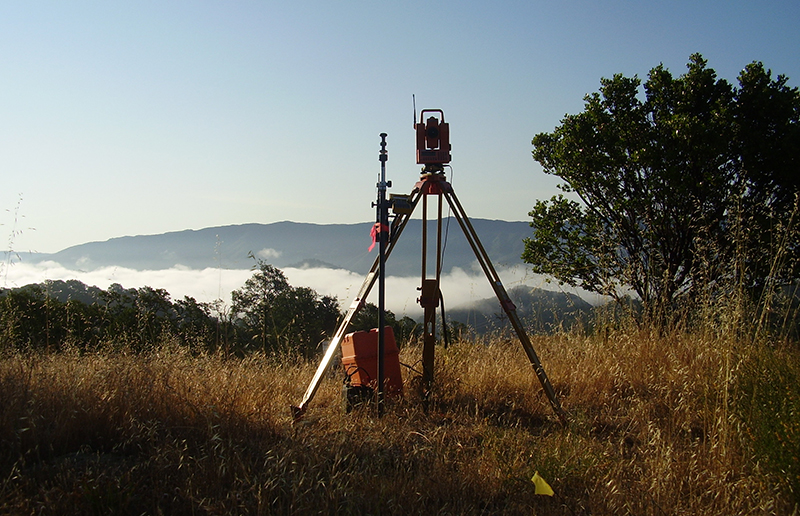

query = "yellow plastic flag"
[531, 471, 554, 496]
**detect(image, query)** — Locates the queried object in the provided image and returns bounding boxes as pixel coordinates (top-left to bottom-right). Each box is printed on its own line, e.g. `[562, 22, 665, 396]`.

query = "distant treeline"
[0, 280, 216, 353]
[0, 271, 421, 356]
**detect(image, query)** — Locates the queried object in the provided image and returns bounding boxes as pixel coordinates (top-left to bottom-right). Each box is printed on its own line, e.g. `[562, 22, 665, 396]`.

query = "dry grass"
[0, 330, 796, 515]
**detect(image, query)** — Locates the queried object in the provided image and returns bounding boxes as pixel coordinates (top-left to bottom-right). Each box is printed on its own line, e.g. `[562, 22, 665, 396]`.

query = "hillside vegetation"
[0, 325, 797, 515]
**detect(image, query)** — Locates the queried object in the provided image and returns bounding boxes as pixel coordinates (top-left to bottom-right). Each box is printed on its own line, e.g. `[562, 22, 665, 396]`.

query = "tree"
[268, 286, 340, 357]
[98, 284, 179, 349]
[230, 258, 340, 355]
[734, 62, 800, 290]
[231, 260, 291, 350]
[174, 296, 217, 350]
[525, 54, 800, 326]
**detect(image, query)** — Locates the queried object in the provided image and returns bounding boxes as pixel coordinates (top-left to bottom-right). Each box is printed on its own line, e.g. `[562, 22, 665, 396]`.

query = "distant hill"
[27, 219, 534, 277]
[445, 285, 593, 334]
[1, 279, 106, 306]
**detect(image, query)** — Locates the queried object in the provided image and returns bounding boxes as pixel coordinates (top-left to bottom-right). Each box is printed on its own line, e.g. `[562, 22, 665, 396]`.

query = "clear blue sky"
[3, 1, 799, 253]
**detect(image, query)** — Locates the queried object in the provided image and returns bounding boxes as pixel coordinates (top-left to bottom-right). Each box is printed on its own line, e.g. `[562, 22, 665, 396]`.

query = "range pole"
[374, 133, 390, 416]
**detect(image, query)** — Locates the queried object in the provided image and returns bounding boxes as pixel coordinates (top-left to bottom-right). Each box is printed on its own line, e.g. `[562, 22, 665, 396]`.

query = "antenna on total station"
[412, 94, 417, 127]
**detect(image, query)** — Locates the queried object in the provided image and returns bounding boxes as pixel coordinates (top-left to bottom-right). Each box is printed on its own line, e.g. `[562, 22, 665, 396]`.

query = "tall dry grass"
[0, 329, 796, 515]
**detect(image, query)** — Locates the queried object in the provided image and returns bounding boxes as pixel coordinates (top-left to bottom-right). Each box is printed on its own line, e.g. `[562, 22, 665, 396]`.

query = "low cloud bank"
[2, 261, 600, 316]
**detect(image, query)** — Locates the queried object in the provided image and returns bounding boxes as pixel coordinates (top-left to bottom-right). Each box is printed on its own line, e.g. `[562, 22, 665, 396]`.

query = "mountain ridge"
[27, 218, 534, 277]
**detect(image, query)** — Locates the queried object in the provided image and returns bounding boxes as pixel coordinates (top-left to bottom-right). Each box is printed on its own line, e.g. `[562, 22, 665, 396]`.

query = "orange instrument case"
[341, 327, 403, 396]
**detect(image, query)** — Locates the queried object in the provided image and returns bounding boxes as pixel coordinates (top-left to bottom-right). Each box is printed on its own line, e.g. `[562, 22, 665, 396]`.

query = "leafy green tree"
[269, 286, 340, 357]
[231, 260, 291, 351]
[134, 286, 178, 344]
[61, 297, 104, 349]
[99, 283, 140, 343]
[525, 54, 800, 326]
[0, 284, 47, 349]
[230, 259, 340, 356]
[1, 280, 222, 352]
[98, 284, 177, 349]
[0, 282, 88, 350]
[734, 62, 800, 290]
[174, 296, 216, 350]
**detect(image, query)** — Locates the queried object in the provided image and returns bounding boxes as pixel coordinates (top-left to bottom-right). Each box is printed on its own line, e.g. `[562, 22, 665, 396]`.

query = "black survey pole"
[374, 133, 389, 416]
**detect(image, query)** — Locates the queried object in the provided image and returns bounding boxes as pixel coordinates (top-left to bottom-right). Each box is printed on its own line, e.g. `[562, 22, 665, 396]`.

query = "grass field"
[1, 327, 797, 515]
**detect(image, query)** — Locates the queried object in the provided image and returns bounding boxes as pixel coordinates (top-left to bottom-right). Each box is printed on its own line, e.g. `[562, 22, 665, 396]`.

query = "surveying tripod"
[291, 112, 566, 423]
[291, 169, 567, 422]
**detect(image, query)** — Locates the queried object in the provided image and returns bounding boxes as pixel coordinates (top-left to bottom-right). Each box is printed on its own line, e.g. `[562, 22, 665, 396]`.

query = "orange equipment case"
[341, 327, 403, 396]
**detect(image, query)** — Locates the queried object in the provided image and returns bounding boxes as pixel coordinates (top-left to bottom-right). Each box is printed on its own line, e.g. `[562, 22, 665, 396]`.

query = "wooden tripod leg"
[419, 279, 439, 397]
[442, 188, 568, 424]
[292, 189, 421, 419]
[291, 270, 376, 419]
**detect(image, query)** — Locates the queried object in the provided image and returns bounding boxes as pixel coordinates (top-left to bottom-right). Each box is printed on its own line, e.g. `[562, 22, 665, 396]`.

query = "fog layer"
[2, 261, 584, 316]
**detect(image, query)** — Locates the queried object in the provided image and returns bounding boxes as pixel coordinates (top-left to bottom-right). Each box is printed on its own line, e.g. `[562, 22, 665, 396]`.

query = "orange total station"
[415, 109, 451, 165]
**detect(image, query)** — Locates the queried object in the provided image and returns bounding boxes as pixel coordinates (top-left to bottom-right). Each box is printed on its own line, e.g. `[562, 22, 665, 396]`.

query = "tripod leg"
[442, 188, 568, 424]
[292, 189, 421, 419]
[292, 271, 375, 419]
[419, 279, 438, 399]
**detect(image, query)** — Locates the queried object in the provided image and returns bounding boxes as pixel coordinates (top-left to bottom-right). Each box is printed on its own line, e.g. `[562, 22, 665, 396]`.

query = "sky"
[3, 1, 799, 255]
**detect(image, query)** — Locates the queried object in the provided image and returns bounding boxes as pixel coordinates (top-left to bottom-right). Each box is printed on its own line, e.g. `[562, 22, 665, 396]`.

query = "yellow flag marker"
[531, 471, 554, 496]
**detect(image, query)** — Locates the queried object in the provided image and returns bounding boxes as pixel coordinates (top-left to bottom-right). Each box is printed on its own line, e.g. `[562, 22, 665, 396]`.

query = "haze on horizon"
[3, 259, 597, 319]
